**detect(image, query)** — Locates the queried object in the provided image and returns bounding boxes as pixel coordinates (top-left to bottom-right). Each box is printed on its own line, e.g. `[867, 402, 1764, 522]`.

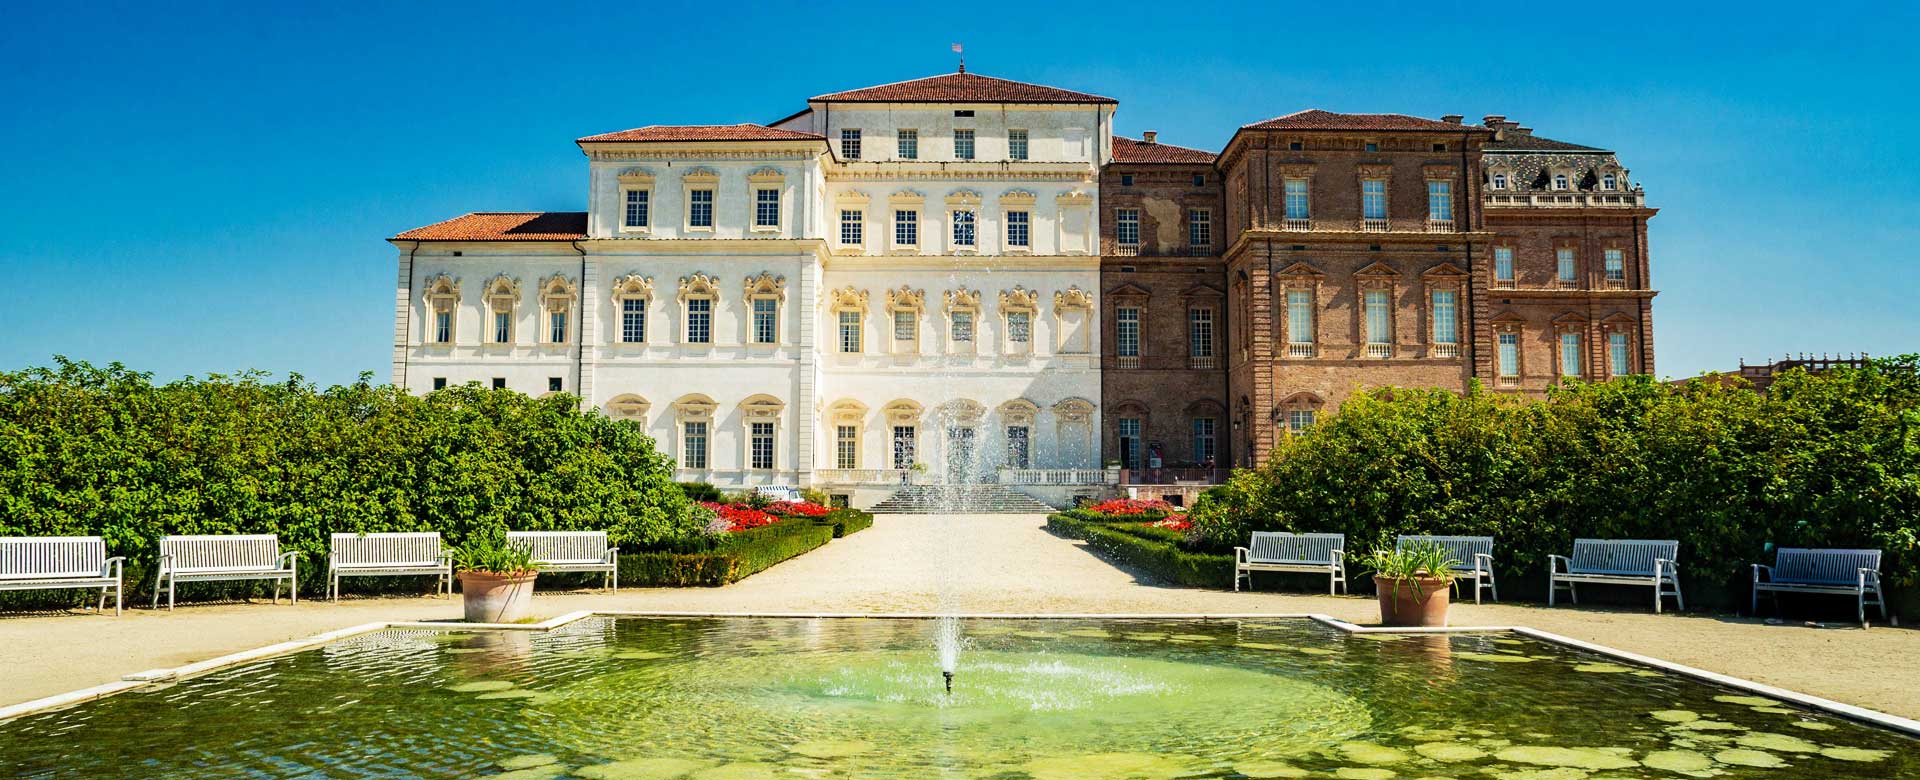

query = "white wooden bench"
[1550, 538, 1683, 613]
[507, 531, 618, 591]
[0, 537, 126, 615]
[1235, 532, 1346, 594]
[1398, 535, 1498, 603]
[1753, 548, 1887, 626]
[327, 532, 451, 600]
[153, 534, 298, 611]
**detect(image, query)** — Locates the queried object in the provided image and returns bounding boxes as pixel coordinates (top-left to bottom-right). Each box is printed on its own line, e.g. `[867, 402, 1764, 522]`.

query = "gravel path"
[3, 513, 1915, 718]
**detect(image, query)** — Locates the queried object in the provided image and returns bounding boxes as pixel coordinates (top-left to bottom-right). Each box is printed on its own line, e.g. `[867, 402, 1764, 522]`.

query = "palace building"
[390, 70, 1656, 507]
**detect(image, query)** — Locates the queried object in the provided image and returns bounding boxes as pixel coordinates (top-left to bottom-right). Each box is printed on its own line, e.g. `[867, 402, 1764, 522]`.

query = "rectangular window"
[1007, 311, 1031, 344]
[682, 421, 708, 469]
[1431, 290, 1457, 344]
[1288, 410, 1316, 435]
[621, 298, 646, 343]
[1363, 289, 1391, 345]
[750, 422, 775, 470]
[895, 210, 918, 246]
[1557, 248, 1577, 283]
[1492, 173, 1508, 190]
[1362, 179, 1388, 220]
[549, 310, 567, 343]
[688, 189, 714, 228]
[1494, 246, 1515, 287]
[838, 310, 862, 353]
[1287, 289, 1314, 345]
[1188, 308, 1214, 358]
[897, 129, 918, 159]
[1561, 332, 1583, 377]
[1006, 425, 1030, 469]
[1115, 209, 1140, 246]
[840, 129, 861, 159]
[840, 209, 863, 245]
[954, 129, 975, 160]
[836, 425, 859, 469]
[493, 311, 512, 344]
[1497, 333, 1519, 378]
[952, 210, 975, 247]
[893, 310, 916, 342]
[1609, 332, 1631, 376]
[623, 189, 650, 228]
[752, 298, 778, 344]
[1191, 418, 1217, 464]
[1427, 180, 1453, 221]
[548, 377, 563, 393]
[754, 188, 780, 228]
[892, 426, 916, 469]
[1117, 418, 1142, 469]
[432, 377, 447, 390]
[1605, 248, 1625, 282]
[434, 310, 452, 344]
[950, 311, 974, 342]
[1116, 307, 1141, 357]
[491, 377, 506, 390]
[1284, 179, 1309, 220]
[1005, 211, 1029, 248]
[1188, 208, 1212, 248]
[1007, 129, 1028, 160]
[686, 298, 712, 344]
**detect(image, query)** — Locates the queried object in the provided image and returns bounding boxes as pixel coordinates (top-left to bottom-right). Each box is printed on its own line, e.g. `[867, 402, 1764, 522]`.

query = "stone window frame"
[747, 167, 785, 233]
[1423, 165, 1457, 228]
[1355, 262, 1400, 359]
[1275, 262, 1325, 359]
[1602, 243, 1629, 288]
[671, 393, 718, 470]
[1006, 128, 1029, 161]
[944, 287, 981, 355]
[1552, 313, 1590, 381]
[1052, 286, 1094, 356]
[682, 168, 719, 232]
[946, 189, 982, 254]
[1491, 314, 1527, 388]
[1281, 171, 1313, 224]
[888, 190, 924, 254]
[882, 399, 925, 470]
[481, 274, 521, 348]
[834, 191, 870, 254]
[1052, 397, 1097, 464]
[743, 272, 786, 347]
[610, 274, 654, 346]
[1110, 399, 1149, 470]
[829, 285, 870, 355]
[885, 285, 925, 355]
[827, 399, 869, 470]
[1357, 164, 1392, 227]
[1555, 240, 1582, 288]
[896, 129, 918, 160]
[422, 274, 460, 346]
[839, 128, 861, 160]
[1106, 282, 1150, 365]
[1185, 399, 1226, 465]
[1277, 392, 1325, 436]
[998, 398, 1040, 470]
[1000, 285, 1040, 358]
[1420, 263, 1468, 358]
[1000, 189, 1036, 254]
[604, 394, 651, 427]
[1492, 243, 1517, 289]
[677, 272, 720, 346]
[616, 168, 654, 234]
[1180, 283, 1223, 367]
[1600, 314, 1638, 378]
[537, 273, 578, 347]
[739, 394, 785, 471]
[1186, 207, 1213, 250]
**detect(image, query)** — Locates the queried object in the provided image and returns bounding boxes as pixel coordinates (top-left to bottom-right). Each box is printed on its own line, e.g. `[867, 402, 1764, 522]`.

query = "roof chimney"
[1142, 131, 1158, 144]
[1482, 114, 1507, 128]
[1441, 114, 1463, 125]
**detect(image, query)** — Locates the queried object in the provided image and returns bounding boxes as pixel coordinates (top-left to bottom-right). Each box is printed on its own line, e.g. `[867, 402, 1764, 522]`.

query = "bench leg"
[1234, 566, 1244, 592]
[1487, 569, 1499, 603]
[115, 582, 123, 616]
[152, 573, 163, 611]
[168, 579, 176, 611]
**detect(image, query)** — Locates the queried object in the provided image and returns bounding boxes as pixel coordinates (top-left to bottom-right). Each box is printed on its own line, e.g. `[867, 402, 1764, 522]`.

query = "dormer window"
[1602, 173, 1618, 190]
[1491, 173, 1508, 190]
[1552, 173, 1570, 191]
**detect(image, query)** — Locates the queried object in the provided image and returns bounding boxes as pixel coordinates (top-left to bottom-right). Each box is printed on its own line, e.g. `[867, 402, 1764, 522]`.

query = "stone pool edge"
[4, 609, 1917, 740]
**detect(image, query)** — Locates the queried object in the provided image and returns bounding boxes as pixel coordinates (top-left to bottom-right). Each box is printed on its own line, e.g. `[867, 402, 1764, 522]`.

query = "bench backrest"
[0, 537, 106, 580]
[1569, 538, 1678, 576]
[331, 532, 443, 566]
[1248, 532, 1344, 564]
[506, 531, 608, 564]
[1773, 548, 1881, 585]
[158, 534, 282, 572]
[1397, 535, 1493, 571]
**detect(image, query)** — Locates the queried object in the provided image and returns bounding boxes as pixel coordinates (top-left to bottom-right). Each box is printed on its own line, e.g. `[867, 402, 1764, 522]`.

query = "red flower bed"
[700, 502, 779, 531]
[1088, 498, 1174, 516]
[765, 500, 831, 517]
[1150, 514, 1192, 531]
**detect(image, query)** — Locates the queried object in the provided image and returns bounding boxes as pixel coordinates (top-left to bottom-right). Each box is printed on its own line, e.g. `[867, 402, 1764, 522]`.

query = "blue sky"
[3, 1, 1914, 385]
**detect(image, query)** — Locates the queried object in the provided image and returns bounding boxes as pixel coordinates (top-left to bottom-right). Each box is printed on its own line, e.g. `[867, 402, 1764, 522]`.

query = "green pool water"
[2, 617, 1914, 779]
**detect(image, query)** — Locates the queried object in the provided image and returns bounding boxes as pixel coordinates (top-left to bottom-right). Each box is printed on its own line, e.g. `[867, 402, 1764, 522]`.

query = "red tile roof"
[811, 71, 1116, 104]
[577, 123, 825, 143]
[393, 212, 588, 241]
[1112, 135, 1217, 164]
[1243, 109, 1476, 133]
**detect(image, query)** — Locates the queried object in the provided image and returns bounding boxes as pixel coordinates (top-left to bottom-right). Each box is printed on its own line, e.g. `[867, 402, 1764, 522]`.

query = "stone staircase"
[868, 484, 1060, 514]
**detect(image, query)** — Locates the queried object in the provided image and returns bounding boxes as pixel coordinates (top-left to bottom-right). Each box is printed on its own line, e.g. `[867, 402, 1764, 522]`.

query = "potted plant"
[452, 535, 540, 623]
[1361, 543, 1460, 627]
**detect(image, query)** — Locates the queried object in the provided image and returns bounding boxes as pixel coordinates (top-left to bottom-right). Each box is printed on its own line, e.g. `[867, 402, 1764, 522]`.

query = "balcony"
[1183, 244, 1214, 256]
[1363, 343, 1393, 359]
[1282, 217, 1313, 231]
[815, 468, 924, 485]
[1113, 242, 1140, 257]
[1425, 219, 1455, 233]
[1287, 343, 1316, 359]
[1494, 278, 1516, 290]
[1361, 218, 1391, 233]
[1483, 190, 1646, 209]
[1497, 375, 1520, 388]
[1000, 468, 1117, 486]
[1431, 343, 1460, 358]
[1119, 466, 1229, 486]
[1189, 355, 1217, 370]
[1114, 354, 1141, 369]
[1106, 242, 1217, 258]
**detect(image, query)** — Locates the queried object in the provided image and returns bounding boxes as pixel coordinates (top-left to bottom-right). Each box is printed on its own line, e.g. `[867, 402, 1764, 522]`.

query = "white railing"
[1426, 219, 1455, 233]
[815, 468, 921, 485]
[1112, 242, 1140, 256]
[1431, 343, 1460, 358]
[1282, 218, 1312, 231]
[1494, 279, 1515, 290]
[1497, 375, 1520, 387]
[1287, 343, 1316, 359]
[999, 468, 1117, 486]
[1362, 218, 1390, 232]
[1114, 355, 1141, 369]
[1189, 355, 1217, 370]
[1184, 244, 1214, 256]
[1483, 191, 1646, 209]
[1364, 343, 1393, 359]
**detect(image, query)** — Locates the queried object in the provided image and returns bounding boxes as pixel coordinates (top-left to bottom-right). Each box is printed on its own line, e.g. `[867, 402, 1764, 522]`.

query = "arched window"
[677, 273, 719, 345]
[744, 272, 786, 346]
[1053, 286, 1093, 355]
[538, 274, 577, 345]
[1000, 286, 1039, 357]
[830, 286, 869, 354]
[671, 394, 718, 470]
[422, 274, 460, 345]
[886, 285, 925, 354]
[739, 394, 785, 471]
[482, 275, 521, 346]
[604, 394, 651, 426]
[610, 274, 654, 344]
[944, 288, 980, 355]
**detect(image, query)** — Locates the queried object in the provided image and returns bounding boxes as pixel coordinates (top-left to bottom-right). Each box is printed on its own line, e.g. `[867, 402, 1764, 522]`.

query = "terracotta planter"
[1374, 574, 1453, 627]
[458, 571, 537, 623]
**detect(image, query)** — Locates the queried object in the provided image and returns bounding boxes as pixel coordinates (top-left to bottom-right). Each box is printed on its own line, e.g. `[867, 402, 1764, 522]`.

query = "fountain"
[936, 615, 960, 694]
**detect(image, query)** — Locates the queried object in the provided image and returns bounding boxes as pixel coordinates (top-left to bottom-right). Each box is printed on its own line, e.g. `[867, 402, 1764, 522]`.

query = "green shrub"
[1045, 513, 1234, 588]
[815, 507, 874, 538]
[620, 518, 834, 587]
[676, 482, 723, 503]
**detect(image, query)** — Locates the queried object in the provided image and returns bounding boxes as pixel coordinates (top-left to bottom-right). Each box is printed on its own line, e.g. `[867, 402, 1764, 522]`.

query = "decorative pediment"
[835, 190, 871, 205]
[998, 398, 1040, 425]
[1179, 282, 1224, 300]
[945, 188, 982, 206]
[610, 274, 654, 300]
[1355, 261, 1402, 279]
[423, 274, 460, 299]
[1421, 262, 1469, 280]
[1106, 281, 1152, 300]
[1278, 391, 1325, 409]
[888, 188, 925, 204]
[944, 287, 981, 311]
[1490, 310, 1527, 327]
[615, 167, 656, 182]
[1356, 164, 1393, 178]
[604, 394, 651, 421]
[827, 398, 869, 423]
[1053, 286, 1093, 311]
[1484, 157, 1514, 170]
[746, 166, 785, 181]
[739, 393, 786, 420]
[1275, 163, 1315, 177]
[882, 398, 925, 424]
[1275, 261, 1325, 279]
[1423, 164, 1458, 178]
[1052, 397, 1096, 423]
[678, 272, 719, 301]
[828, 285, 869, 310]
[936, 399, 986, 423]
[1551, 311, 1590, 327]
[1600, 311, 1638, 327]
[999, 189, 1037, 206]
[671, 393, 718, 420]
[1184, 398, 1227, 416]
[538, 273, 577, 301]
[1000, 285, 1039, 311]
[744, 272, 786, 299]
[681, 167, 720, 182]
[885, 285, 925, 312]
[1055, 189, 1093, 205]
[1110, 399, 1150, 417]
[482, 274, 521, 302]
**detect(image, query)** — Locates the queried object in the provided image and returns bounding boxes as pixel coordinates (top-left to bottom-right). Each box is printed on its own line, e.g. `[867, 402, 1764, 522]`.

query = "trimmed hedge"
[816, 507, 875, 538]
[620, 518, 834, 587]
[1046, 513, 1233, 588]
